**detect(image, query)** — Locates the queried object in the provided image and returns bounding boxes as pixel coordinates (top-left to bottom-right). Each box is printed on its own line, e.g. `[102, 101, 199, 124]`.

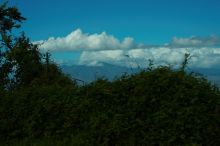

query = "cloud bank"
[36, 29, 220, 51]
[36, 29, 135, 51]
[35, 29, 220, 69]
[79, 47, 220, 69]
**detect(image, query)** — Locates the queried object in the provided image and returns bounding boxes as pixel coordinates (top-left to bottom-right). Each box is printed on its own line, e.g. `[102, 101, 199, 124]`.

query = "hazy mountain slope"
[61, 64, 220, 86]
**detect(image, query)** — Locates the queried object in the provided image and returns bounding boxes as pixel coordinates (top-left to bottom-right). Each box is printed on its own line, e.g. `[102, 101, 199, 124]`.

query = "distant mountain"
[61, 64, 220, 86]
[61, 63, 139, 83]
[192, 68, 220, 86]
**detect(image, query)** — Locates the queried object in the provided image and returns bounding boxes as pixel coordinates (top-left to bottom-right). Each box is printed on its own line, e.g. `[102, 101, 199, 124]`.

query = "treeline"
[1, 3, 220, 146]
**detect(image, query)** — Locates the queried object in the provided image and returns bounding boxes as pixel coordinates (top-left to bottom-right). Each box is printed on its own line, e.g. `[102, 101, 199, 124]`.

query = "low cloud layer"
[35, 29, 220, 69]
[79, 47, 220, 69]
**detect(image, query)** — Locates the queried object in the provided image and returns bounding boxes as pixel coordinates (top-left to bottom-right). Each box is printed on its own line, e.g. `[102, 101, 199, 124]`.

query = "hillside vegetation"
[0, 3, 220, 146]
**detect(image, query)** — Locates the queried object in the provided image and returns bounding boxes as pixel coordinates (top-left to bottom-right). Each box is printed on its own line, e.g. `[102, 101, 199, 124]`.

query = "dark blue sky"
[9, 0, 220, 44]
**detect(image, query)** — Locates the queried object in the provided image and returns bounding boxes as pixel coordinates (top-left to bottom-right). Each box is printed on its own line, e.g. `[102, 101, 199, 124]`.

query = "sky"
[6, 0, 220, 73]
[9, 0, 220, 41]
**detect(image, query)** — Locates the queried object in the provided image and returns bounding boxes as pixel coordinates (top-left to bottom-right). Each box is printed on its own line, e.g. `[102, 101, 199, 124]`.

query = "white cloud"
[35, 29, 135, 51]
[170, 36, 220, 47]
[34, 29, 220, 69]
[79, 50, 125, 66]
[35, 29, 220, 51]
[79, 47, 220, 69]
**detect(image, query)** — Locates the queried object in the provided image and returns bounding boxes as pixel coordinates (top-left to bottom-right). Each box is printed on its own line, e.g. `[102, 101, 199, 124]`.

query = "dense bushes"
[0, 67, 220, 145]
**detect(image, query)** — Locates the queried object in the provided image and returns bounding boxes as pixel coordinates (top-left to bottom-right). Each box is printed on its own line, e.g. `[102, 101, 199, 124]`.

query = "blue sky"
[9, 0, 220, 44]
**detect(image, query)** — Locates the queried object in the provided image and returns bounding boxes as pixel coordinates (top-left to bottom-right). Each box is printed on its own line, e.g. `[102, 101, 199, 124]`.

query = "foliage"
[0, 2, 75, 89]
[1, 66, 220, 146]
[0, 1, 26, 89]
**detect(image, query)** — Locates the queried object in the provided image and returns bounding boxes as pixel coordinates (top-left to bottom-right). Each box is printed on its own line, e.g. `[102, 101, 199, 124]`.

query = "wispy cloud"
[169, 36, 220, 48]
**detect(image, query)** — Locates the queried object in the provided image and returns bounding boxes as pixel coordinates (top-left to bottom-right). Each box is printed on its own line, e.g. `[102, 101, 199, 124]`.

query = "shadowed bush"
[1, 66, 220, 146]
